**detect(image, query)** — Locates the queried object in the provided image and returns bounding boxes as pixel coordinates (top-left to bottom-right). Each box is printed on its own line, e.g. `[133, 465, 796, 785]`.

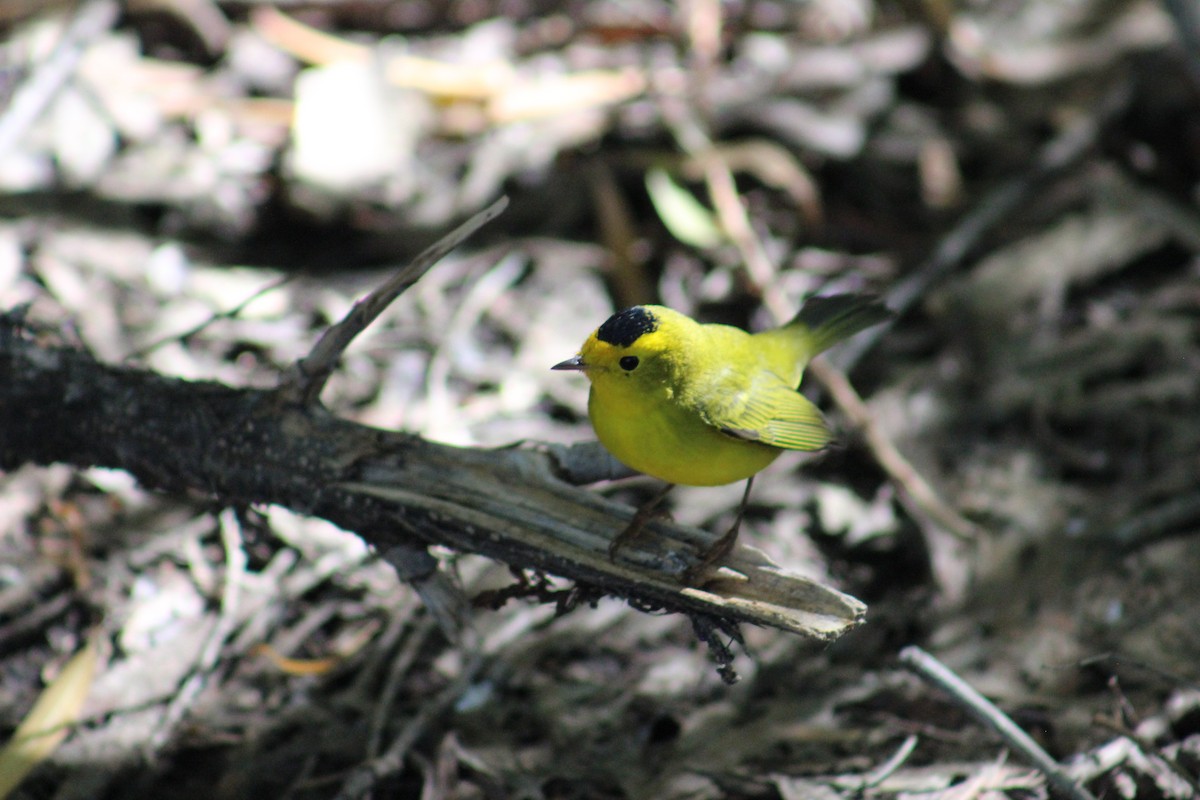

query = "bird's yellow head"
[552, 305, 695, 388]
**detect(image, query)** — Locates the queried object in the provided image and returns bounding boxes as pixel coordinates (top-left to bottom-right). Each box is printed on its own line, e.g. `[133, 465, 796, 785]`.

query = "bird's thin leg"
[608, 482, 675, 560]
[685, 476, 754, 584]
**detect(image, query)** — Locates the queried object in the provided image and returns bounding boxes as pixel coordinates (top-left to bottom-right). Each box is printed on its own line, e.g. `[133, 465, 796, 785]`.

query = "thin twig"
[829, 733, 919, 791]
[1077, 652, 1200, 692]
[333, 652, 486, 800]
[1161, 0, 1200, 89]
[365, 616, 436, 759]
[899, 645, 1100, 800]
[1091, 716, 1200, 797]
[126, 274, 294, 360]
[1111, 489, 1200, 551]
[861, 733, 919, 789]
[145, 509, 247, 757]
[810, 359, 981, 542]
[282, 195, 509, 405]
[662, 107, 784, 315]
[0, 0, 120, 159]
[831, 79, 1132, 373]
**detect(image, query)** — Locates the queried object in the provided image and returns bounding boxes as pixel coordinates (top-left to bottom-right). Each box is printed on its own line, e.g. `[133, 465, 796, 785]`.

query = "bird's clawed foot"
[607, 483, 674, 561]
[683, 477, 753, 585]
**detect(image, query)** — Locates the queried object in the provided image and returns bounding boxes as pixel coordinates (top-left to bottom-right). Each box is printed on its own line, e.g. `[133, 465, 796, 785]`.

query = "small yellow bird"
[553, 294, 889, 566]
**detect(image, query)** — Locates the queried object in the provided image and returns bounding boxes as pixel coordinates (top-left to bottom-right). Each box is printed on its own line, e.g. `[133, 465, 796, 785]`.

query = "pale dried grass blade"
[0, 639, 98, 799]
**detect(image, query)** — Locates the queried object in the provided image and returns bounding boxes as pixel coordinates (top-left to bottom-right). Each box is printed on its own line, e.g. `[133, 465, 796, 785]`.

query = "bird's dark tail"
[787, 294, 892, 356]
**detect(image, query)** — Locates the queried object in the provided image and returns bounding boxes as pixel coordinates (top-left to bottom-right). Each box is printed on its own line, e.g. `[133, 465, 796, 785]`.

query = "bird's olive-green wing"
[691, 369, 833, 451]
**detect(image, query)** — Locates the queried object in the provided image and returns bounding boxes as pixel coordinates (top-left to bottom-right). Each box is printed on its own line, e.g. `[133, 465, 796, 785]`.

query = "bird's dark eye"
[619, 356, 639, 371]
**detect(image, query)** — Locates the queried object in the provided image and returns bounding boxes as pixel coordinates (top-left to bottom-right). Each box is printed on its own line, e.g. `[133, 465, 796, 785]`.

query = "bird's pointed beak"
[551, 355, 588, 371]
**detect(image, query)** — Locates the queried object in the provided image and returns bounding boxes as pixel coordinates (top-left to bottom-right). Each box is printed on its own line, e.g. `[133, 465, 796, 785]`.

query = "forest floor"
[2, 2, 1200, 799]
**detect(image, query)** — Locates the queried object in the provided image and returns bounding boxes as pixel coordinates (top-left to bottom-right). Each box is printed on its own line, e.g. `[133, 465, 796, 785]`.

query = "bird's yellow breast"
[587, 371, 781, 486]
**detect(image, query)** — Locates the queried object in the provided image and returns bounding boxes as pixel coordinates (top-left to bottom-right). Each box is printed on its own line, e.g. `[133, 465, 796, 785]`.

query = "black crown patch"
[596, 307, 658, 348]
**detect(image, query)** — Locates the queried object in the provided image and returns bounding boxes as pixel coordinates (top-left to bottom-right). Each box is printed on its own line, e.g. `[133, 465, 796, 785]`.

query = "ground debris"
[1, 0, 1199, 797]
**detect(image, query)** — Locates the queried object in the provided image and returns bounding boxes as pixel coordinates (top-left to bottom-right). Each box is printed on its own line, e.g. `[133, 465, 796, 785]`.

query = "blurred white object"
[52, 86, 116, 184]
[288, 60, 431, 197]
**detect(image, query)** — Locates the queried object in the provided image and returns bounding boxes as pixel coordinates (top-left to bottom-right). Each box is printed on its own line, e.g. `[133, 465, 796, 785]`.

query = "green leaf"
[645, 167, 725, 249]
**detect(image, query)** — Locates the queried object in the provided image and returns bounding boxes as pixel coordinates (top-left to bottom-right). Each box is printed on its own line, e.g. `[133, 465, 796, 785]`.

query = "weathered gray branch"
[0, 310, 865, 640]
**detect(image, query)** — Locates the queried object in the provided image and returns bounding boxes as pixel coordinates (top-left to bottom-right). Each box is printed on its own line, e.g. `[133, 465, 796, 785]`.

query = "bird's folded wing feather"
[694, 370, 833, 451]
